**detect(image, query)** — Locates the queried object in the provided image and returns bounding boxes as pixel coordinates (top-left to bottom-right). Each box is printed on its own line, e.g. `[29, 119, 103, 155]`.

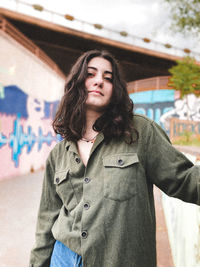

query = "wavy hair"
[53, 50, 137, 143]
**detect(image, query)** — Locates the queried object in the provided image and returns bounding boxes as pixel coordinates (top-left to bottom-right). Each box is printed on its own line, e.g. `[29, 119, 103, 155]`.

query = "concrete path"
[0, 171, 43, 267]
[0, 170, 173, 267]
[174, 145, 200, 161]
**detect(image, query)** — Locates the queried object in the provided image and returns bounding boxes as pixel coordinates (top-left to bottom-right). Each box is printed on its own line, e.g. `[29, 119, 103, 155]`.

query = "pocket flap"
[54, 170, 69, 185]
[103, 153, 139, 168]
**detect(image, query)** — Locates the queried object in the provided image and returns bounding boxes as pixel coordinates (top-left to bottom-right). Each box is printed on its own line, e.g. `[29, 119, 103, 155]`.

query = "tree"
[168, 57, 200, 97]
[164, 0, 200, 35]
[168, 57, 200, 119]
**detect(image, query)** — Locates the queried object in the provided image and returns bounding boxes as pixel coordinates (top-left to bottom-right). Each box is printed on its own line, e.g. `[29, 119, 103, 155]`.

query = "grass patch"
[172, 139, 200, 146]
[172, 131, 200, 146]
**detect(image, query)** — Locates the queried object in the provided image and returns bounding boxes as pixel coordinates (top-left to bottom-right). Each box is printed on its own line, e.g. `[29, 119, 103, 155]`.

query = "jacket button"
[55, 177, 60, 183]
[84, 202, 90, 210]
[75, 157, 81, 163]
[118, 159, 124, 166]
[81, 230, 88, 239]
[84, 177, 90, 183]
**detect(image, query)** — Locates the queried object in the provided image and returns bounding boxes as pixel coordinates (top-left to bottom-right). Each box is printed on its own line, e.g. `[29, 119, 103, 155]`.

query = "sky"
[1, 0, 200, 60]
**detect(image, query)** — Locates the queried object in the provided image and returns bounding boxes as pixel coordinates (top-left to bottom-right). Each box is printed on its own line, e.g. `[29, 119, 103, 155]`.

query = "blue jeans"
[50, 240, 83, 267]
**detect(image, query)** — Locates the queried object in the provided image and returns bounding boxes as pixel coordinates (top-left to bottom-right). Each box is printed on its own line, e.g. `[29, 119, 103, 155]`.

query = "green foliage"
[168, 57, 200, 98]
[164, 0, 200, 34]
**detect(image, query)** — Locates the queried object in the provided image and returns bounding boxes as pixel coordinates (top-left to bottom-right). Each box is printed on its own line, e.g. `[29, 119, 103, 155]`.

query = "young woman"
[29, 50, 200, 267]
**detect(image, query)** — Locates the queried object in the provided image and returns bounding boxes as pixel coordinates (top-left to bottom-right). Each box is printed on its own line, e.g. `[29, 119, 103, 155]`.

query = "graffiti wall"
[0, 30, 65, 180]
[130, 89, 200, 134]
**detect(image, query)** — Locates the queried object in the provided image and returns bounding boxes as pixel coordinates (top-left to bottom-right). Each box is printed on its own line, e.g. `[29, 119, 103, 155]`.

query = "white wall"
[0, 31, 64, 101]
[162, 154, 200, 267]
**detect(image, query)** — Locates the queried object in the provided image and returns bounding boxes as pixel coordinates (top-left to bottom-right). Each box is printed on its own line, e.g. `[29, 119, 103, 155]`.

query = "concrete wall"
[162, 154, 200, 267]
[0, 31, 65, 180]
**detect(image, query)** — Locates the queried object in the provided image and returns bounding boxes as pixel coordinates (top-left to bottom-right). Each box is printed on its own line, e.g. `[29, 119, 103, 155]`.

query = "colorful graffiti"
[130, 89, 200, 134]
[0, 85, 60, 179]
[160, 94, 200, 131]
[0, 114, 60, 167]
[130, 89, 175, 132]
[2, 86, 200, 180]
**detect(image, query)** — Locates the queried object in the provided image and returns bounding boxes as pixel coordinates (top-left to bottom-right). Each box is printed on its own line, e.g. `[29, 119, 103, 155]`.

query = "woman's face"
[85, 57, 113, 113]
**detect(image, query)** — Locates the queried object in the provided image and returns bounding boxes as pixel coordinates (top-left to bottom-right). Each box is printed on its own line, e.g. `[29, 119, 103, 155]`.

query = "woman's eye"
[87, 72, 94, 77]
[105, 77, 113, 82]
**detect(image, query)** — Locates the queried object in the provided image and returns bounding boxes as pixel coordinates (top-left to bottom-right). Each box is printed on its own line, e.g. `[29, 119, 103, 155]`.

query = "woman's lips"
[88, 90, 104, 96]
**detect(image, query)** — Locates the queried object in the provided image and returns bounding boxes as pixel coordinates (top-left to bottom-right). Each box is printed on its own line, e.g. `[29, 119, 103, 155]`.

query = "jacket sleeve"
[145, 121, 200, 205]
[29, 150, 62, 267]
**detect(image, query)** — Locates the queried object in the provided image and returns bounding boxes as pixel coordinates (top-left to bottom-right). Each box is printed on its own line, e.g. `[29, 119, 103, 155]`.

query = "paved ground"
[174, 145, 200, 159]
[0, 171, 43, 267]
[0, 169, 174, 267]
[155, 187, 174, 267]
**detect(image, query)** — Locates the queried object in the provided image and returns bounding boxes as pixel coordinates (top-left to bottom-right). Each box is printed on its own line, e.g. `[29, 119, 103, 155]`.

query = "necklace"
[81, 134, 98, 144]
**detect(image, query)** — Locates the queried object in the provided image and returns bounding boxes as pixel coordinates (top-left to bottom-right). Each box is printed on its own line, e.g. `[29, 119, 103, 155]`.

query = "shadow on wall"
[0, 85, 61, 180]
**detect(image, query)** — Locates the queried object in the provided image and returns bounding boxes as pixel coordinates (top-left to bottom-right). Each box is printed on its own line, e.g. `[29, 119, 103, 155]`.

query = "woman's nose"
[94, 74, 103, 87]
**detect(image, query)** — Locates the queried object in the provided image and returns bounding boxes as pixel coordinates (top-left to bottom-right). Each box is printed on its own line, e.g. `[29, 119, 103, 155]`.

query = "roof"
[0, 7, 183, 82]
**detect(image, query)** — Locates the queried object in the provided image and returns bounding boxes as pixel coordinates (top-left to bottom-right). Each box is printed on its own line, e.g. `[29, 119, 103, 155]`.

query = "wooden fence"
[127, 76, 173, 94]
[170, 118, 200, 141]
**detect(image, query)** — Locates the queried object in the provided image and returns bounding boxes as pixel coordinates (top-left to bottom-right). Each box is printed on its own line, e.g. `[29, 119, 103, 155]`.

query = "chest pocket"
[54, 170, 77, 211]
[103, 153, 139, 201]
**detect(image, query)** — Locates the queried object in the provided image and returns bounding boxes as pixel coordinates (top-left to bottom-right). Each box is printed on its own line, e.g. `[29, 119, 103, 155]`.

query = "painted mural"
[0, 28, 65, 180]
[2, 86, 199, 179]
[130, 89, 200, 134]
[0, 85, 61, 179]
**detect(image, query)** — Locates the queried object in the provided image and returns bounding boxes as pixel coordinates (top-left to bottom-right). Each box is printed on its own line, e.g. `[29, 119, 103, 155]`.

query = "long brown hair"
[53, 50, 137, 143]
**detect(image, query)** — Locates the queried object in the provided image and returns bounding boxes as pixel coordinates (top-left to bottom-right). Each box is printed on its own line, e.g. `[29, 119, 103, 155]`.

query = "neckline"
[80, 133, 99, 144]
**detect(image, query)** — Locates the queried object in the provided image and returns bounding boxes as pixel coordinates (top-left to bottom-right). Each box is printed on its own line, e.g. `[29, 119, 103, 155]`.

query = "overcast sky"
[1, 0, 200, 57]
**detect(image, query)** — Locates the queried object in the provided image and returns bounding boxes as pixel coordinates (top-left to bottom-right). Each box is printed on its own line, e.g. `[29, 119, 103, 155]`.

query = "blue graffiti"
[0, 85, 59, 119]
[0, 114, 61, 167]
[0, 133, 7, 148]
[134, 103, 174, 126]
[130, 90, 175, 128]
[0, 86, 28, 117]
[130, 89, 175, 104]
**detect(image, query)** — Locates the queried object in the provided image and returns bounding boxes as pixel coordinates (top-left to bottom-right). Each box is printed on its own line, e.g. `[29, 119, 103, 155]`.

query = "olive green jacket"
[29, 114, 200, 267]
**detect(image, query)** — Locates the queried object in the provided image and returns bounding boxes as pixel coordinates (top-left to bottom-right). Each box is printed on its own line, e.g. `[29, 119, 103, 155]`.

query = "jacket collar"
[65, 132, 104, 155]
